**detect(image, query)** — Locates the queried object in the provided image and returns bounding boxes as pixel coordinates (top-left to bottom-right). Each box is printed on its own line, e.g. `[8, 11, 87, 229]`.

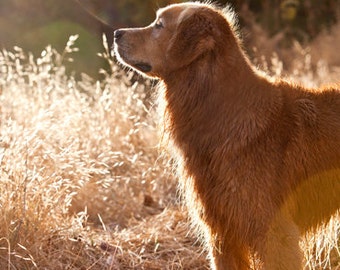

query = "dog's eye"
[155, 19, 164, 29]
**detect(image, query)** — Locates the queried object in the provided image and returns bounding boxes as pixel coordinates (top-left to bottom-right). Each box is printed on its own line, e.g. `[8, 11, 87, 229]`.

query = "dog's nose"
[114, 29, 125, 40]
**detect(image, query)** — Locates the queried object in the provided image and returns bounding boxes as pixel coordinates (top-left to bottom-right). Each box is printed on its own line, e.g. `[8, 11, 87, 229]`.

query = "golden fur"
[114, 2, 340, 269]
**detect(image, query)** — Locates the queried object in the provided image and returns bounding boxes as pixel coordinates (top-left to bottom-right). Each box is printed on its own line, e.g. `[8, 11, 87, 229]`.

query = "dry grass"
[0, 32, 339, 269]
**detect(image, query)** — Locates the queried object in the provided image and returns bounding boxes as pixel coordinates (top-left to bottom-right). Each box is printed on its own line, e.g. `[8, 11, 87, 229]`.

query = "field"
[0, 31, 340, 269]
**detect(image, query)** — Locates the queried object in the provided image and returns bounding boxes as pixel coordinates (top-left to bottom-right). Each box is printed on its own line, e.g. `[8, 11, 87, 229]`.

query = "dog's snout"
[114, 29, 125, 41]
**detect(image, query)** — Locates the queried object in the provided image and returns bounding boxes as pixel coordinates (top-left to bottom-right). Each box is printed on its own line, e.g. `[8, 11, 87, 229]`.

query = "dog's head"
[113, 2, 238, 78]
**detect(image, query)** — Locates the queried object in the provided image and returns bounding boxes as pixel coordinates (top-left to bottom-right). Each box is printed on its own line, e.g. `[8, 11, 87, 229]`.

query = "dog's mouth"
[133, 63, 152, 73]
[114, 42, 152, 73]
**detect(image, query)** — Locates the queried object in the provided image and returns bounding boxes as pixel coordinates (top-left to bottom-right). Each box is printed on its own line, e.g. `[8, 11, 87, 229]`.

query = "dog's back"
[277, 82, 340, 231]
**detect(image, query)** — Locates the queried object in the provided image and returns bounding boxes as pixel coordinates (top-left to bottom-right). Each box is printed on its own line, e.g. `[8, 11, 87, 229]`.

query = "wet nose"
[114, 29, 125, 41]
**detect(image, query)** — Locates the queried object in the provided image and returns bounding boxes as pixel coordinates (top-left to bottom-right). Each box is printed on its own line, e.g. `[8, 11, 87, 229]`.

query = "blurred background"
[1, 0, 339, 77]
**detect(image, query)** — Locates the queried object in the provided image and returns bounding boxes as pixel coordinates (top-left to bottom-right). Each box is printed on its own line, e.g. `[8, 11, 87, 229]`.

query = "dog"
[113, 2, 340, 269]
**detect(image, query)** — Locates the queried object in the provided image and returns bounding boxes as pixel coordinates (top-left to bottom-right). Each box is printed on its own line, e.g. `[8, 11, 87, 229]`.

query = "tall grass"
[0, 35, 182, 269]
[0, 35, 339, 269]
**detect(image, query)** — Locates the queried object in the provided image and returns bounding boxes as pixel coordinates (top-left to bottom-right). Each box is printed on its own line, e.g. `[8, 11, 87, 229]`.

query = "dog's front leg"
[208, 238, 250, 270]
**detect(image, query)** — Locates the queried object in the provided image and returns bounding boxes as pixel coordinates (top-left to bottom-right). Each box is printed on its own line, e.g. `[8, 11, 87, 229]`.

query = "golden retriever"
[113, 2, 340, 269]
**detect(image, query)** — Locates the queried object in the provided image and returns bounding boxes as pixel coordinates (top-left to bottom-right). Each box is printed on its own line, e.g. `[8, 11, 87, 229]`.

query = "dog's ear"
[166, 9, 216, 69]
